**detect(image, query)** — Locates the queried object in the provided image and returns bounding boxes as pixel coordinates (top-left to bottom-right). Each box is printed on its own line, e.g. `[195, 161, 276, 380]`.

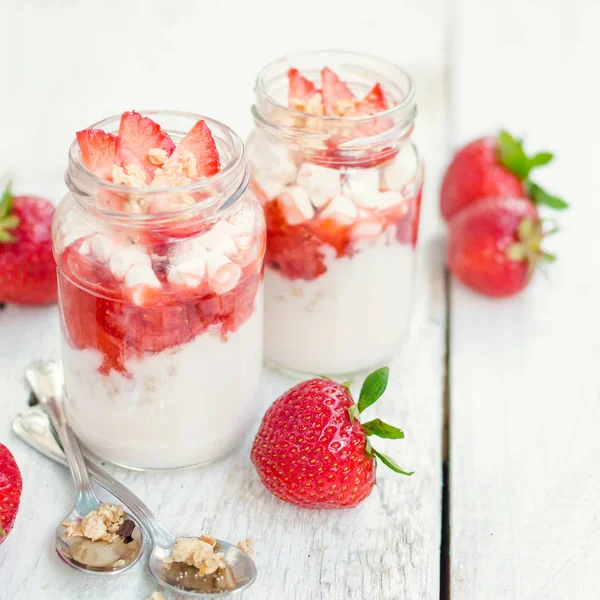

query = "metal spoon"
[25, 361, 144, 574]
[21, 361, 257, 597]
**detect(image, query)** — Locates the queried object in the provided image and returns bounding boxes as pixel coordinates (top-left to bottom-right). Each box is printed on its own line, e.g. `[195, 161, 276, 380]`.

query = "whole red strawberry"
[0, 444, 23, 544]
[441, 131, 568, 220]
[0, 184, 57, 305]
[447, 196, 556, 297]
[251, 367, 412, 509]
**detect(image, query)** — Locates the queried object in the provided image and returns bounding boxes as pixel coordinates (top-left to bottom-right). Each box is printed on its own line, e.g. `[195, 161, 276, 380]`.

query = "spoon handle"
[25, 361, 96, 499]
[22, 365, 175, 549]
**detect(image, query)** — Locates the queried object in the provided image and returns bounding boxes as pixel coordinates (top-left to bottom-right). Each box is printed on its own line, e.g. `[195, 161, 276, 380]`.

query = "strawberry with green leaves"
[441, 130, 568, 221]
[0, 444, 23, 544]
[447, 195, 556, 297]
[0, 183, 57, 305]
[251, 367, 412, 509]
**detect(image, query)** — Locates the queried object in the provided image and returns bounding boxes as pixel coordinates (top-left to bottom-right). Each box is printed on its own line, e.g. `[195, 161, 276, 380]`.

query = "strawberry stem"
[0, 182, 19, 244]
[497, 130, 568, 210]
[346, 366, 412, 476]
[357, 367, 389, 413]
[348, 405, 360, 422]
[372, 448, 414, 476]
[362, 418, 405, 439]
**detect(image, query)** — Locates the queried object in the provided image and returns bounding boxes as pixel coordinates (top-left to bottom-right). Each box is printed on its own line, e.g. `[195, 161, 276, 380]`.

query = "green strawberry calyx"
[496, 130, 568, 211]
[0, 526, 6, 537]
[346, 367, 413, 476]
[506, 217, 557, 277]
[0, 183, 20, 243]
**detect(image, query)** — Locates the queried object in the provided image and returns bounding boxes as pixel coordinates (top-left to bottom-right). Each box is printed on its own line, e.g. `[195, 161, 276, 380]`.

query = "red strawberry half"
[171, 119, 220, 179]
[447, 195, 555, 297]
[0, 184, 57, 305]
[251, 367, 412, 509]
[116, 111, 175, 181]
[441, 131, 568, 221]
[0, 444, 23, 544]
[76, 129, 117, 180]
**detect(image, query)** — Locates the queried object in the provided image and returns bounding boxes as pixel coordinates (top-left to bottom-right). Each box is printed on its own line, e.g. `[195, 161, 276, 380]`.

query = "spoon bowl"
[55, 505, 144, 575]
[149, 537, 257, 597]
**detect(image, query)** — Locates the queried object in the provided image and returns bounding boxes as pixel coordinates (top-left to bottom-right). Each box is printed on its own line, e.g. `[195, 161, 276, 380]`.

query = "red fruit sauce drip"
[58, 245, 263, 376]
[257, 183, 422, 282]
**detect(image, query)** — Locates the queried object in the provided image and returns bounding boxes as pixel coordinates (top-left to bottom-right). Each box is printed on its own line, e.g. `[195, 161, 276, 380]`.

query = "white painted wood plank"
[449, 1, 600, 598]
[0, 1, 448, 598]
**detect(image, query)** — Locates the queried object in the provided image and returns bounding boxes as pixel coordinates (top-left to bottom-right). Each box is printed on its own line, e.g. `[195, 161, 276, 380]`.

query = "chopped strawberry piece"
[357, 83, 388, 115]
[263, 198, 356, 281]
[115, 111, 175, 181]
[287, 68, 318, 105]
[76, 129, 117, 180]
[171, 119, 220, 178]
[264, 200, 328, 280]
[321, 67, 355, 115]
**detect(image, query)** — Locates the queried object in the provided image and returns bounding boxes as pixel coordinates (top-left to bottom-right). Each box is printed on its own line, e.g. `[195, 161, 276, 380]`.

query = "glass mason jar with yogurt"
[247, 51, 423, 376]
[53, 111, 266, 470]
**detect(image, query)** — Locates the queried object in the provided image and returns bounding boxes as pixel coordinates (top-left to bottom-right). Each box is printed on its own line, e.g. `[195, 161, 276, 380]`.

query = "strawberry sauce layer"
[261, 191, 420, 281]
[58, 246, 263, 376]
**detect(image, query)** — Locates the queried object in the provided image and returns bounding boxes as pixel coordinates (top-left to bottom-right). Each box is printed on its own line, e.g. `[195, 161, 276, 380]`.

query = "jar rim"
[254, 49, 416, 125]
[66, 110, 247, 220]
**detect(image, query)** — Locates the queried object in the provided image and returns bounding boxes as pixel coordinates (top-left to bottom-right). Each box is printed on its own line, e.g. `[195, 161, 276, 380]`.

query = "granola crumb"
[148, 147, 168, 166]
[151, 149, 198, 188]
[163, 536, 226, 575]
[200, 534, 217, 547]
[334, 98, 358, 117]
[62, 503, 126, 543]
[236, 538, 255, 559]
[112, 164, 148, 188]
[146, 593, 166, 600]
[290, 92, 324, 117]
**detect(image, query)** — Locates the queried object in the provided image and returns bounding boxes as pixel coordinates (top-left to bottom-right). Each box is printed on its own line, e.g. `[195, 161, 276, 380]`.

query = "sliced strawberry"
[0, 444, 22, 544]
[287, 68, 318, 105]
[113, 141, 149, 181]
[76, 129, 117, 180]
[357, 83, 388, 115]
[171, 119, 220, 178]
[321, 67, 355, 115]
[115, 111, 175, 181]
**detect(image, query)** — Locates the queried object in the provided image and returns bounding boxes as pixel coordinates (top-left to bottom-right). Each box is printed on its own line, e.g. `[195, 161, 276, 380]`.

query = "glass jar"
[53, 111, 266, 470]
[247, 51, 423, 377]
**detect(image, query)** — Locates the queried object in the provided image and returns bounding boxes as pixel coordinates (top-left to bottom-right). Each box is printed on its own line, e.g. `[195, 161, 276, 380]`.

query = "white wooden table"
[1, 0, 598, 598]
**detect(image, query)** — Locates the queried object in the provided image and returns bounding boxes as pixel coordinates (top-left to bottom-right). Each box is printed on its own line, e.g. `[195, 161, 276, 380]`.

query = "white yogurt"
[264, 242, 414, 375]
[62, 289, 263, 469]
